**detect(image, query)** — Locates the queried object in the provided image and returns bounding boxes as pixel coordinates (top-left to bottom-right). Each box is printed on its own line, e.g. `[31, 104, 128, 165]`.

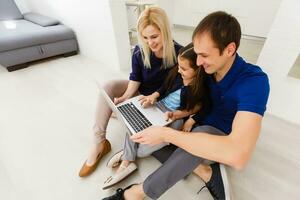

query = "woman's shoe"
[102, 163, 137, 190]
[78, 139, 111, 177]
[102, 184, 137, 200]
[106, 150, 123, 168]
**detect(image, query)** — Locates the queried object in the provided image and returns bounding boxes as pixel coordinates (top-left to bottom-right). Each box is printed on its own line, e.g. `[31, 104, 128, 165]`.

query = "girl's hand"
[165, 110, 182, 121]
[139, 93, 158, 108]
[182, 118, 196, 132]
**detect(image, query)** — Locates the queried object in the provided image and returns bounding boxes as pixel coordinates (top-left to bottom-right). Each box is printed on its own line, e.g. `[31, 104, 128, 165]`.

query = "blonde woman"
[79, 7, 182, 177]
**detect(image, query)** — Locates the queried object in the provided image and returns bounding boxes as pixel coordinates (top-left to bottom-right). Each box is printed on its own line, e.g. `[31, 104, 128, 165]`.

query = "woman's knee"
[102, 80, 128, 97]
[102, 80, 118, 93]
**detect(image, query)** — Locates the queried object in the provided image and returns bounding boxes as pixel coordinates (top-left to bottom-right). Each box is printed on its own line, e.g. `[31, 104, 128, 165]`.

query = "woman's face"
[141, 25, 163, 54]
[177, 56, 197, 82]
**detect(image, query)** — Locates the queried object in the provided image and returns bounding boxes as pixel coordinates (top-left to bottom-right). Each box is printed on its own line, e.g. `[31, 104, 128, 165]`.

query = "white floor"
[0, 55, 215, 200]
[1, 29, 300, 200]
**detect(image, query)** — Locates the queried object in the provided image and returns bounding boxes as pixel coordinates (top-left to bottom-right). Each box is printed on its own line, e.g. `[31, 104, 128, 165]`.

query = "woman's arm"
[114, 80, 141, 105]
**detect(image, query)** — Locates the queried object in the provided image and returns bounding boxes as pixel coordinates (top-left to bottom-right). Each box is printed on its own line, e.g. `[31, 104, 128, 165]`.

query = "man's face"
[193, 33, 230, 75]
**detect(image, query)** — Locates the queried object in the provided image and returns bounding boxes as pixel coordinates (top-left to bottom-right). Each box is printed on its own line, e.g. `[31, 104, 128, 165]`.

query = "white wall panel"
[173, 0, 282, 37]
[257, 0, 300, 125]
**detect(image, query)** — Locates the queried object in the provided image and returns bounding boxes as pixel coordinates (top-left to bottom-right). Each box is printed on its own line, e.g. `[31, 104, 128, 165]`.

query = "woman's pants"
[93, 79, 129, 144]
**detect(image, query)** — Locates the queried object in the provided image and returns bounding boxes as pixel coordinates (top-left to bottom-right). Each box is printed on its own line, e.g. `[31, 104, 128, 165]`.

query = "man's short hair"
[192, 11, 241, 54]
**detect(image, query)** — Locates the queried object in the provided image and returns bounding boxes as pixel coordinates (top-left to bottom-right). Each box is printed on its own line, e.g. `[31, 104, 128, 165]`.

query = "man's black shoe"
[204, 163, 230, 200]
[102, 184, 137, 200]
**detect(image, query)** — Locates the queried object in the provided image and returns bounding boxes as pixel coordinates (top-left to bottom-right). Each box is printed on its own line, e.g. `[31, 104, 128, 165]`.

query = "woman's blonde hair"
[137, 7, 177, 69]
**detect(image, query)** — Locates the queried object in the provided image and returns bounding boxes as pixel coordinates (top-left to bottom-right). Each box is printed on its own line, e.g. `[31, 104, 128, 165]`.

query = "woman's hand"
[182, 118, 196, 132]
[130, 126, 170, 146]
[114, 80, 140, 105]
[114, 96, 127, 105]
[139, 92, 159, 108]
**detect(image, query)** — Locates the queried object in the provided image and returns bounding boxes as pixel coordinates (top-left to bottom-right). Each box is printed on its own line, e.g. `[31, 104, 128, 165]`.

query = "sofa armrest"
[23, 12, 59, 27]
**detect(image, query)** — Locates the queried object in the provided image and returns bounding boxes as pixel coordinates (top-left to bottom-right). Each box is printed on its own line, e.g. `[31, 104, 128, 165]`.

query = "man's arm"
[131, 111, 262, 170]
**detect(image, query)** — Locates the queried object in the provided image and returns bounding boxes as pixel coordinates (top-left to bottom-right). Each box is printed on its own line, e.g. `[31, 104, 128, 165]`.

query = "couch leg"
[63, 51, 78, 57]
[7, 63, 29, 72]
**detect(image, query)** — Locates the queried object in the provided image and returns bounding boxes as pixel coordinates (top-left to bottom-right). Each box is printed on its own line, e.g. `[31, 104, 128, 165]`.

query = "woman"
[79, 7, 182, 177]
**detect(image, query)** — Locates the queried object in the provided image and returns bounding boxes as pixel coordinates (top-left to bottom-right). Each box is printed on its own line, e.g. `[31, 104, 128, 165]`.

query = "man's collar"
[210, 54, 245, 90]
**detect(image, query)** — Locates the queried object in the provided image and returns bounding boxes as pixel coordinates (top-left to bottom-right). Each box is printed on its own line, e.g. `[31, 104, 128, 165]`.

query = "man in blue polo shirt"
[102, 11, 270, 200]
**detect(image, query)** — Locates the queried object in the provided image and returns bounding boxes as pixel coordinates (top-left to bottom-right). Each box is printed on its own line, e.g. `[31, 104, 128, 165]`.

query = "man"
[103, 11, 270, 200]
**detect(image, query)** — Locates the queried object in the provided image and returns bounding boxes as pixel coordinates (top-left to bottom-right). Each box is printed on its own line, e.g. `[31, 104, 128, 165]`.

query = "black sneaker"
[201, 163, 231, 200]
[102, 184, 137, 200]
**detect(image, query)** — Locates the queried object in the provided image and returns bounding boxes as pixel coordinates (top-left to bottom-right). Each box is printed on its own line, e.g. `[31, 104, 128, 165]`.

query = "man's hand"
[182, 118, 196, 132]
[130, 126, 170, 146]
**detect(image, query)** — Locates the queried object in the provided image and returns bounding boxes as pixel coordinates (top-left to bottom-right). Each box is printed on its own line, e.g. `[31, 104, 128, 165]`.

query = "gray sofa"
[0, 0, 78, 71]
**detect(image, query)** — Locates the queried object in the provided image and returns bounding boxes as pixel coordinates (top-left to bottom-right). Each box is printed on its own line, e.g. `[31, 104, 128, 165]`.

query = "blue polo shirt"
[193, 54, 270, 134]
[129, 42, 182, 95]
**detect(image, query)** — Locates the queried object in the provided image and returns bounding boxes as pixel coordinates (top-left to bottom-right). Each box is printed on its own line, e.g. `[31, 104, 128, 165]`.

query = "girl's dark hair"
[164, 43, 210, 111]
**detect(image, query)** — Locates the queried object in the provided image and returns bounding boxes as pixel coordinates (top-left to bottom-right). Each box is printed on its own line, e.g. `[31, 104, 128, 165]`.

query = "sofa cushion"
[0, 0, 23, 20]
[0, 20, 76, 52]
[23, 12, 60, 27]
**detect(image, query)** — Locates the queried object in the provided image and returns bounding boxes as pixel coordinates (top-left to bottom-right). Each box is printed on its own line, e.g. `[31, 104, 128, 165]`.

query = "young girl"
[102, 43, 210, 189]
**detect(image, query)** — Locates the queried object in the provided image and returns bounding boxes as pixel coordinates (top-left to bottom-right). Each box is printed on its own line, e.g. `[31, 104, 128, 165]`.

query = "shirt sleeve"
[237, 74, 270, 116]
[191, 112, 205, 123]
[129, 45, 143, 82]
[156, 86, 165, 97]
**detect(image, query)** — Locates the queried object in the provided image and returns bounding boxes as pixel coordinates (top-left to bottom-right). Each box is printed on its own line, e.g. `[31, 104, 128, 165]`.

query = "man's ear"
[226, 42, 236, 56]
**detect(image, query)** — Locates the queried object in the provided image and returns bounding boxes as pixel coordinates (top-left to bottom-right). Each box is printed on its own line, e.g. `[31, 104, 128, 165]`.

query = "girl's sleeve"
[191, 113, 202, 123]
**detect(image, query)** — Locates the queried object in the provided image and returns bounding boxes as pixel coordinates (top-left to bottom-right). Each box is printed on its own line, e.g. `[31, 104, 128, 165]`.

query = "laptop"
[101, 89, 172, 135]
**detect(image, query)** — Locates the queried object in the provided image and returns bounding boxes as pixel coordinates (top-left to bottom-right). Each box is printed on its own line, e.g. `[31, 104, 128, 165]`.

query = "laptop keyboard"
[117, 102, 152, 133]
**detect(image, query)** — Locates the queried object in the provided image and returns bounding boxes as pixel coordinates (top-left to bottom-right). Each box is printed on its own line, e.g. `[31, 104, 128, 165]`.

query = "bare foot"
[193, 164, 212, 182]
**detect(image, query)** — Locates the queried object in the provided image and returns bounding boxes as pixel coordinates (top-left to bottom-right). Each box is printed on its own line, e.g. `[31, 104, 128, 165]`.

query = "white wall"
[172, 0, 282, 38]
[14, 0, 30, 13]
[156, 0, 174, 26]
[126, 0, 174, 32]
[257, 0, 300, 125]
[19, 0, 131, 71]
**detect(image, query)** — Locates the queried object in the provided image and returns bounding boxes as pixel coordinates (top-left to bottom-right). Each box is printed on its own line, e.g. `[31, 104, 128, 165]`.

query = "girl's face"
[141, 25, 163, 54]
[178, 56, 197, 82]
